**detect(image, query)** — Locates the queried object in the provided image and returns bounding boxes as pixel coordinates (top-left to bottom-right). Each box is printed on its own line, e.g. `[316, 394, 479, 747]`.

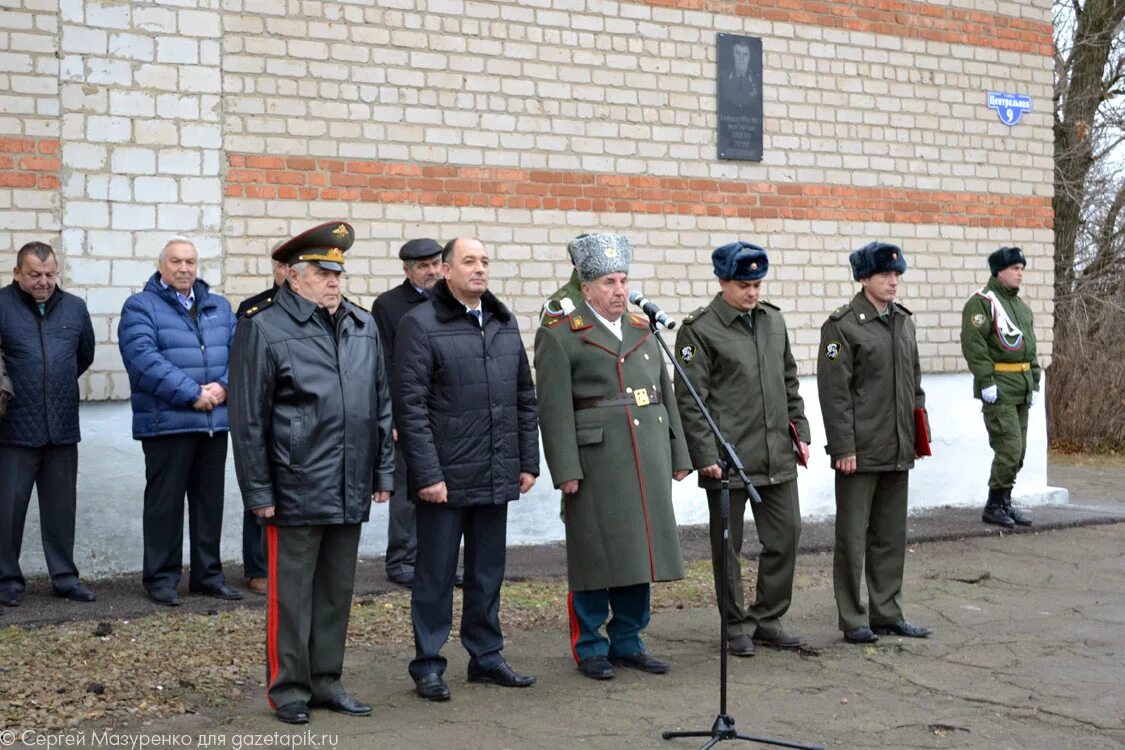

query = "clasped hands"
[192, 382, 227, 411]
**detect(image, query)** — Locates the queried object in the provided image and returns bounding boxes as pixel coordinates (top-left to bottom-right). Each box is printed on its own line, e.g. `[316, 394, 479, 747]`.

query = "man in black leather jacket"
[228, 222, 394, 725]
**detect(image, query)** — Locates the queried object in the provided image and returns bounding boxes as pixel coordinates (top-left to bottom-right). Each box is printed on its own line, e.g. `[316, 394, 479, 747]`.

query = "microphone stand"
[644, 313, 823, 750]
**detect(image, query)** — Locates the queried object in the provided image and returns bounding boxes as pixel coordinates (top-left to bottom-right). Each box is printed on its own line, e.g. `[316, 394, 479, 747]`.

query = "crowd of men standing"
[0, 227, 1040, 725]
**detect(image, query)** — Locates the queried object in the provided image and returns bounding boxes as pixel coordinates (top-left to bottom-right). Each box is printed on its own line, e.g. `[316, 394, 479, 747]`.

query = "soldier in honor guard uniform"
[233, 245, 289, 596]
[534, 233, 692, 681]
[371, 238, 444, 587]
[960, 247, 1040, 528]
[817, 242, 933, 645]
[539, 242, 583, 327]
[674, 241, 811, 657]
[229, 222, 395, 724]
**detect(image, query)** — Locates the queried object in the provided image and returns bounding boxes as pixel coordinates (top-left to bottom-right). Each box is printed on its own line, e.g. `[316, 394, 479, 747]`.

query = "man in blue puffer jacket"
[118, 236, 241, 606]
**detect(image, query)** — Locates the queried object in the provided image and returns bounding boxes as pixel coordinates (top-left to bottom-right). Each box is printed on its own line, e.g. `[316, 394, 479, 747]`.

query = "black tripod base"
[663, 714, 824, 750]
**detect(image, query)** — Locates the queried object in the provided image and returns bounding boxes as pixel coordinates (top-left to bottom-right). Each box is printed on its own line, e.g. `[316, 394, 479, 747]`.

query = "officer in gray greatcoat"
[534, 233, 692, 681]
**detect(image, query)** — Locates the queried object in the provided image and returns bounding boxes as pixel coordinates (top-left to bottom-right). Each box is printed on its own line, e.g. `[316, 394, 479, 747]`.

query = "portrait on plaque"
[716, 33, 763, 162]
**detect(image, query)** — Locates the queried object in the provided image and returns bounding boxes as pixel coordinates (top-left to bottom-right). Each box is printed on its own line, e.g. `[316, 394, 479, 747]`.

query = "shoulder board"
[544, 315, 563, 329]
[894, 301, 913, 315]
[758, 300, 780, 312]
[569, 314, 593, 331]
[828, 303, 851, 321]
[243, 298, 273, 317]
[628, 312, 648, 328]
[682, 306, 708, 326]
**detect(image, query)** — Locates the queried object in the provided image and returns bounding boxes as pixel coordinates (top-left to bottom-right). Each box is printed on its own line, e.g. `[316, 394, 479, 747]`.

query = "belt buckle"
[633, 388, 650, 407]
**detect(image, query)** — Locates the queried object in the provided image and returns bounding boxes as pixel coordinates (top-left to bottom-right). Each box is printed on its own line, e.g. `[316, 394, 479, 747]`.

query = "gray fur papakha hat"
[568, 233, 632, 282]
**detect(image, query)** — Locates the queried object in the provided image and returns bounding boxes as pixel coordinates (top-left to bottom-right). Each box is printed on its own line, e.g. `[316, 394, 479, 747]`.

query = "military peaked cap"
[272, 221, 355, 271]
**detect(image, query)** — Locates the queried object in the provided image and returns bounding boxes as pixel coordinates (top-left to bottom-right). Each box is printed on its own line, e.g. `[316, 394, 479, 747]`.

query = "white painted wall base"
[13, 373, 1065, 579]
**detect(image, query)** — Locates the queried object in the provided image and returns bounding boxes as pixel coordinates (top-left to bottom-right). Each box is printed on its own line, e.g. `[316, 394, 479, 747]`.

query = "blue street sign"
[987, 92, 1031, 126]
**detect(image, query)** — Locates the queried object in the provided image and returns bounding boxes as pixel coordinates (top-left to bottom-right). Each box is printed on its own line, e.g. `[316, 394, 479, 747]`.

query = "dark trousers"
[706, 479, 801, 638]
[567, 583, 650, 662]
[140, 433, 228, 592]
[0, 444, 80, 592]
[264, 523, 361, 709]
[833, 471, 909, 631]
[242, 510, 266, 579]
[983, 402, 1030, 489]
[384, 449, 416, 579]
[409, 502, 508, 680]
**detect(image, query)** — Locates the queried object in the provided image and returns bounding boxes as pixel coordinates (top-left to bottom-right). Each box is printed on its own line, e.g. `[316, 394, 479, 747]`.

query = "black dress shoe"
[414, 673, 451, 701]
[872, 620, 933, 638]
[454, 572, 464, 588]
[843, 627, 878, 644]
[0, 588, 22, 607]
[148, 587, 180, 606]
[753, 627, 808, 650]
[53, 583, 96, 602]
[275, 701, 310, 724]
[727, 634, 756, 657]
[190, 582, 244, 600]
[577, 656, 615, 680]
[311, 694, 372, 716]
[387, 573, 413, 588]
[610, 651, 670, 674]
[467, 661, 536, 687]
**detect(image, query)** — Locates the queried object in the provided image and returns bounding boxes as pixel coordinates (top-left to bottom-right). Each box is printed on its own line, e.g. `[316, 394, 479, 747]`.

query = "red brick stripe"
[225, 154, 1053, 230]
[0, 137, 59, 190]
[639, 0, 1053, 56]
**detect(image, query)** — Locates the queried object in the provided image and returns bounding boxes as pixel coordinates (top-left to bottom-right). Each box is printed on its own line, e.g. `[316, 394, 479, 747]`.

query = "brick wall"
[0, 0, 1055, 397]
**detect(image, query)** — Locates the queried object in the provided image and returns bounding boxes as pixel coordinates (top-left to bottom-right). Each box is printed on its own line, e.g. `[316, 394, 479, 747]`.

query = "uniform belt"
[574, 389, 662, 410]
[993, 362, 1032, 372]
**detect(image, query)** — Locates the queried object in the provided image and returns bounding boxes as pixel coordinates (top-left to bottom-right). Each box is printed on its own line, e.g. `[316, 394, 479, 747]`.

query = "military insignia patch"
[332, 224, 349, 239]
[825, 341, 841, 362]
[679, 345, 696, 365]
[973, 313, 986, 328]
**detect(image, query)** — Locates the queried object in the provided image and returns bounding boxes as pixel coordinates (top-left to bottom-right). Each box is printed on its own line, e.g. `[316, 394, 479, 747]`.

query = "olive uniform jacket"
[534, 301, 691, 592]
[817, 292, 926, 473]
[674, 295, 810, 489]
[539, 270, 583, 327]
[960, 276, 1040, 405]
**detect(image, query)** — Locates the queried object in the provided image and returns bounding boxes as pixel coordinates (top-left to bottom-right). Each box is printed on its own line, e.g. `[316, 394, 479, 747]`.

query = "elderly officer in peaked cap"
[816, 241, 932, 645]
[674, 241, 811, 657]
[229, 221, 395, 724]
[534, 233, 692, 681]
[961, 246, 1040, 528]
[371, 238, 444, 588]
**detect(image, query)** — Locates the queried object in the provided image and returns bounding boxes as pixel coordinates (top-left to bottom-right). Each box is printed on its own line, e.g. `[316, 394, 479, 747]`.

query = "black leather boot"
[982, 488, 1015, 528]
[1002, 488, 1033, 526]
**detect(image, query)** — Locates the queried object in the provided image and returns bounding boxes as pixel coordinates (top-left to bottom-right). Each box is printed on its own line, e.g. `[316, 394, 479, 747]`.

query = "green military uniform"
[675, 294, 810, 641]
[961, 275, 1040, 491]
[536, 302, 690, 591]
[539, 269, 582, 327]
[818, 291, 926, 633]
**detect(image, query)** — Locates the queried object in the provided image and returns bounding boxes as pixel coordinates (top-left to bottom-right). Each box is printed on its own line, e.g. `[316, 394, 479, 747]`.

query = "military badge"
[973, 313, 986, 328]
[679, 345, 696, 364]
[825, 341, 841, 362]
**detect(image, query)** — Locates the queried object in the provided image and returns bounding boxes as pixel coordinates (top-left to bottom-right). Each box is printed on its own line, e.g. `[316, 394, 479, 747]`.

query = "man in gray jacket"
[229, 222, 395, 725]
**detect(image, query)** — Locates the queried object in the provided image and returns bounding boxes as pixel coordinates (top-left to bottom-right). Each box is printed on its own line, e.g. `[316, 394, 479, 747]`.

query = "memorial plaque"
[716, 33, 763, 162]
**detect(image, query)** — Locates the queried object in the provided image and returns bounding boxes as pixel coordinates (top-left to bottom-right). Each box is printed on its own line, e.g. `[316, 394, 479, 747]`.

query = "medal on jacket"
[976, 289, 1024, 351]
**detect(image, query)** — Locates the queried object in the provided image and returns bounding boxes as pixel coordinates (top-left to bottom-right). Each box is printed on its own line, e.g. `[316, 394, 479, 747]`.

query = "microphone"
[629, 290, 676, 329]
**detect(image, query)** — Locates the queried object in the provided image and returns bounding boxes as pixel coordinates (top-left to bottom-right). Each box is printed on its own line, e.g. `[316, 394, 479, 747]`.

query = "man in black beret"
[229, 221, 395, 724]
[817, 241, 932, 644]
[371, 238, 443, 587]
[674, 241, 811, 657]
[960, 247, 1039, 528]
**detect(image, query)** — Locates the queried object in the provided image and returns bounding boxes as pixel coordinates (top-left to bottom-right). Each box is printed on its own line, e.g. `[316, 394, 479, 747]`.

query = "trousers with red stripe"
[568, 583, 650, 662]
[263, 523, 361, 708]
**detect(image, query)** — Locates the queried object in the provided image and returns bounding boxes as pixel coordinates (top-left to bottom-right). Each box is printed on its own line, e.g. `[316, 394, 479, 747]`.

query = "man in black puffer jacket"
[393, 236, 539, 702]
[0, 242, 96, 606]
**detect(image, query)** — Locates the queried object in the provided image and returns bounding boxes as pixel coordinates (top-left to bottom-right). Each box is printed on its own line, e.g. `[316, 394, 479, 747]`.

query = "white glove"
[1029, 391, 1037, 406]
[981, 385, 998, 404]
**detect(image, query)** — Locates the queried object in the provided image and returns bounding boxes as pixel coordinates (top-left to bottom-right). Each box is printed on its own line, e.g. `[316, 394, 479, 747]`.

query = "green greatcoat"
[960, 275, 1040, 405]
[534, 300, 691, 592]
[539, 269, 583, 327]
[961, 275, 1041, 489]
[673, 295, 811, 487]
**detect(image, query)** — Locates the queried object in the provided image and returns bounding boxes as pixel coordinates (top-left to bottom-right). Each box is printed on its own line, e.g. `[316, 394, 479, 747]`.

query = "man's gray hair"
[158, 236, 197, 263]
[289, 261, 310, 276]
